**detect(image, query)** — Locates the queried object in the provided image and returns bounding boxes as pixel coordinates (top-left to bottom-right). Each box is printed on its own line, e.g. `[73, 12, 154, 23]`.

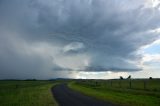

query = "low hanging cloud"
[0, 0, 160, 79]
[63, 42, 85, 54]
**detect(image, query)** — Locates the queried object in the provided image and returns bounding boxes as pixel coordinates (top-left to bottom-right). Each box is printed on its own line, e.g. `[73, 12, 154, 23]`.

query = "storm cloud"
[0, 0, 160, 79]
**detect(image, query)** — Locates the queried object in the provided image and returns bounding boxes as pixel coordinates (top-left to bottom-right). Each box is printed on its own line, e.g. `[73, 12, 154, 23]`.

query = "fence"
[76, 79, 160, 91]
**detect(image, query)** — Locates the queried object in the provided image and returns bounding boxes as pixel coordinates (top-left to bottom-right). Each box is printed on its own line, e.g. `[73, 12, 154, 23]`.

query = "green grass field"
[0, 80, 58, 106]
[1, 79, 160, 106]
[69, 79, 160, 106]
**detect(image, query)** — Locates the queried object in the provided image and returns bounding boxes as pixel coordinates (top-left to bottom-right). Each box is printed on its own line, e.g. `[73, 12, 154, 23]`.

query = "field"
[69, 79, 160, 106]
[1, 79, 160, 106]
[0, 80, 58, 106]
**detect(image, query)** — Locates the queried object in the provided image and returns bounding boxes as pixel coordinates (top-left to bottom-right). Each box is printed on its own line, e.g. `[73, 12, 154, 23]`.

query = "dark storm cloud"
[0, 0, 160, 79]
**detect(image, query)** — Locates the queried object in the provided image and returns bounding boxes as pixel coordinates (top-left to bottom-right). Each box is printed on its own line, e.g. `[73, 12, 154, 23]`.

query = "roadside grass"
[77, 79, 160, 91]
[68, 81, 160, 106]
[0, 80, 58, 106]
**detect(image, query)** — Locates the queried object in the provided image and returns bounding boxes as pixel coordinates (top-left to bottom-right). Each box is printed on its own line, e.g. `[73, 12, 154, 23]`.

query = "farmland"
[69, 79, 160, 106]
[0, 80, 58, 106]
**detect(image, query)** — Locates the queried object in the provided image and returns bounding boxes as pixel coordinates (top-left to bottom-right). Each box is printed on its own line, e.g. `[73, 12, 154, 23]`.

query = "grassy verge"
[68, 82, 160, 106]
[0, 81, 58, 106]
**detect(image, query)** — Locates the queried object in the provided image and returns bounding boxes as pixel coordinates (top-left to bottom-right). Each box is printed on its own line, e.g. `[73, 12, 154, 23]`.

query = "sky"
[0, 0, 160, 79]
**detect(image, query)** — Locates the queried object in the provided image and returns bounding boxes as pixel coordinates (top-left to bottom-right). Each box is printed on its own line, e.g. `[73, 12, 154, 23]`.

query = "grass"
[0, 80, 58, 106]
[68, 80, 160, 106]
[77, 79, 160, 91]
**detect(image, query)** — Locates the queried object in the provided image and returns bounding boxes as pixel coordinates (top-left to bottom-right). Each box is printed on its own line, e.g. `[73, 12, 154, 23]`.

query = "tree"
[120, 76, 123, 80]
[127, 75, 131, 79]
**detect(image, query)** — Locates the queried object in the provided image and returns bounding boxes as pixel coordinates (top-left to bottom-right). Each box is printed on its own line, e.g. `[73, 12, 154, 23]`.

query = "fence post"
[16, 84, 18, 89]
[119, 80, 121, 88]
[110, 80, 112, 87]
[144, 80, 146, 90]
[95, 81, 97, 86]
[129, 79, 131, 89]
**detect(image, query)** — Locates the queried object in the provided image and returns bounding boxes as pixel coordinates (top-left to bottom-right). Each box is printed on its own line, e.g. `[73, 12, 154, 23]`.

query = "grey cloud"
[81, 66, 142, 72]
[52, 65, 73, 71]
[63, 42, 85, 54]
[0, 0, 160, 79]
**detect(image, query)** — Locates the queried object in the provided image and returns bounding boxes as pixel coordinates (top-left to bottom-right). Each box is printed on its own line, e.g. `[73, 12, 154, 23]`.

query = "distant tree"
[120, 76, 123, 80]
[127, 75, 131, 79]
[149, 77, 153, 80]
[25, 79, 37, 81]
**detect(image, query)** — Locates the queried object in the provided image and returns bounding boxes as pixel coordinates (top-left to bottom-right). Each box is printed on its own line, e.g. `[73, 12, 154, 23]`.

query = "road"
[51, 84, 115, 106]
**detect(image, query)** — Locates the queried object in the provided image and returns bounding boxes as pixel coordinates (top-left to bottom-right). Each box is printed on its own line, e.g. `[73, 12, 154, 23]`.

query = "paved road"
[51, 84, 115, 106]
